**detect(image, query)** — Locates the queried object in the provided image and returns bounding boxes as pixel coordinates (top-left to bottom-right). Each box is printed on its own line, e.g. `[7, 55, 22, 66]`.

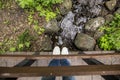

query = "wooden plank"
[0, 65, 120, 77]
[0, 53, 120, 60]
[78, 51, 115, 54]
[0, 52, 39, 80]
[4, 51, 115, 55]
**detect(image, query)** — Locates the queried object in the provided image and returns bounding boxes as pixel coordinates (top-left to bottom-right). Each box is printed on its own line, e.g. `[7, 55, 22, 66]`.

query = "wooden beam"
[0, 65, 120, 77]
[0, 53, 120, 59]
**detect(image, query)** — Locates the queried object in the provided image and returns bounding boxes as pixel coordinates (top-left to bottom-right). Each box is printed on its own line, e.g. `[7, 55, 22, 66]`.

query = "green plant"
[16, 0, 35, 8]
[33, 25, 45, 35]
[17, 30, 33, 51]
[0, 38, 16, 53]
[9, 47, 16, 52]
[16, 0, 63, 21]
[98, 13, 120, 50]
[0, 1, 2, 9]
[3, 20, 10, 25]
[0, 30, 34, 53]
[28, 14, 34, 25]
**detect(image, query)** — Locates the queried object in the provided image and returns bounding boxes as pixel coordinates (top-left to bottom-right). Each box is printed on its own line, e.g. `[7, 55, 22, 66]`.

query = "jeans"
[41, 59, 75, 80]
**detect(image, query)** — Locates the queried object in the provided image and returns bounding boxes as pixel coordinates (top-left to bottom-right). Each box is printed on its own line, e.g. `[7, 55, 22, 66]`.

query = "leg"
[41, 46, 61, 80]
[42, 59, 60, 80]
[60, 59, 75, 80]
[61, 47, 75, 80]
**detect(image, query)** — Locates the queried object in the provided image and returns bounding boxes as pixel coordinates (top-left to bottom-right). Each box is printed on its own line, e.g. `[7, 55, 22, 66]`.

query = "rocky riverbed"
[44, 0, 120, 51]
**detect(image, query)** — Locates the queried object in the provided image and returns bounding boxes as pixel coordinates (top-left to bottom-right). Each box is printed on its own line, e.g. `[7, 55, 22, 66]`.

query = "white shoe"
[61, 47, 69, 55]
[53, 46, 60, 55]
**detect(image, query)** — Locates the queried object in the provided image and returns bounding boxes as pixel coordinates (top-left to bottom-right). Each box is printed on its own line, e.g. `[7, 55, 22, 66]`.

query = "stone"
[59, 0, 72, 15]
[74, 33, 96, 50]
[105, 0, 117, 11]
[77, 0, 103, 6]
[44, 19, 60, 34]
[105, 14, 114, 23]
[94, 29, 104, 40]
[95, 45, 101, 51]
[33, 35, 53, 51]
[77, 0, 87, 5]
[85, 17, 105, 32]
[101, 8, 109, 16]
[114, 8, 120, 14]
[40, 35, 52, 51]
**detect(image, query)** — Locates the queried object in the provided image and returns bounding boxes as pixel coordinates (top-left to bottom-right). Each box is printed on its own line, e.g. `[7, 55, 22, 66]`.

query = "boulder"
[114, 8, 120, 14]
[59, 0, 72, 15]
[101, 8, 109, 16]
[44, 19, 60, 34]
[85, 17, 105, 32]
[105, 14, 113, 23]
[105, 0, 117, 11]
[94, 29, 104, 40]
[74, 33, 96, 50]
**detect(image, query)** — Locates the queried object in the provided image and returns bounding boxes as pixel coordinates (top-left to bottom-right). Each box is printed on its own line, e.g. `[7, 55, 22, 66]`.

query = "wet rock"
[105, 14, 113, 23]
[44, 19, 60, 34]
[85, 17, 105, 32]
[114, 8, 120, 14]
[59, 0, 72, 15]
[60, 11, 82, 40]
[105, 0, 117, 11]
[76, 0, 103, 17]
[74, 33, 96, 50]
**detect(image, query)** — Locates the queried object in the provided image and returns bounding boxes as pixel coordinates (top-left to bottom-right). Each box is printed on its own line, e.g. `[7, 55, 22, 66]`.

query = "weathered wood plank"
[4, 51, 115, 55]
[0, 65, 120, 77]
[0, 53, 120, 60]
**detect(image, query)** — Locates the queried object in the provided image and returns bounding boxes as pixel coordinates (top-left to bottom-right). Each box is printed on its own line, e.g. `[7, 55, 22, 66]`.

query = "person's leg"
[42, 59, 60, 80]
[41, 46, 60, 80]
[61, 47, 75, 80]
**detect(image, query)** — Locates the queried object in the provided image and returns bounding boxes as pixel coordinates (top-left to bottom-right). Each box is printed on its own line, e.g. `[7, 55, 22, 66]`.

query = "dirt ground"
[0, 0, 47, 53]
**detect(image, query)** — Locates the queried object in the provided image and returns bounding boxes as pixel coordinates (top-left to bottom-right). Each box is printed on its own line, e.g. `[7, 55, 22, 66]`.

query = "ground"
[0, 0, 48, 53]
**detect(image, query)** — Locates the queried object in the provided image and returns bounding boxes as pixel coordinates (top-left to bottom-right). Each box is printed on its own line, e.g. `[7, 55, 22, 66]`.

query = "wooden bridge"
[0, 51, 120, 80]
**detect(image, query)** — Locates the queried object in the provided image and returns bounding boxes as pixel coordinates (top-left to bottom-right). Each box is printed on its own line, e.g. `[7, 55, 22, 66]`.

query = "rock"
[32, 35, 53, 51]
[95, 45, 101, 51]
[44, 19, 60, 34]
[105, 0, 117, 11]
[85, 17, 105, 32]
[59, 0, 72, 15]
[114, 8, 120, 14]
[74, 33, 96, 50]
[105, 14, 114, 23]
[77, 0, 103, 6]
[77, 0, 103, 16]
[101, 8, 109, 16]
[40, 35, 52, 51]
[77, 0, 87, 5]
[94, 29, 104, 40]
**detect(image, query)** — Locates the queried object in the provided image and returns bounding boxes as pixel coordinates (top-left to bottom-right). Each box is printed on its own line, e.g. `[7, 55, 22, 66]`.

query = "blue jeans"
[41, 59, 75, 80]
